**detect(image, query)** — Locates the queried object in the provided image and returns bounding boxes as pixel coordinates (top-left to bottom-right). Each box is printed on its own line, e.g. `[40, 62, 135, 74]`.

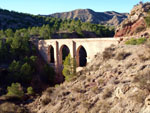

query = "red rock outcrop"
[115, 18, 146, 37]
[115, 2, 150, 37]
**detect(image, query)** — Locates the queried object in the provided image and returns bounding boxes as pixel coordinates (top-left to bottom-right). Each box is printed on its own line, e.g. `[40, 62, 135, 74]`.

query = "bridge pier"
[54, 41, 60, 74]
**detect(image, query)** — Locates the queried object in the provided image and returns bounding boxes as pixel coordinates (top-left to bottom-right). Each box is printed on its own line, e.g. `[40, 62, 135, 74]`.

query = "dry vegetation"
[25, 43, 150, 113]
[0, 102, 27, 113]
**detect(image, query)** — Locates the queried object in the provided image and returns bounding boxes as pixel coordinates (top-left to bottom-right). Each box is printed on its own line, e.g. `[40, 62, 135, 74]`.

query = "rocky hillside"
[50, 9, 128, 26]
[115, 2, 150, 37]
[27, 42, 150, 113]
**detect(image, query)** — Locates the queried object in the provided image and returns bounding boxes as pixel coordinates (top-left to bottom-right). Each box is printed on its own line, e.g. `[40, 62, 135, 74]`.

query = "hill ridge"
[49, 9, 128, 26]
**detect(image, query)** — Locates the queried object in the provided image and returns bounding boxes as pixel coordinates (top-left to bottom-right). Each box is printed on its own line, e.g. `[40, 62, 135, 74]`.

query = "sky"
[0, 0, 149, 15]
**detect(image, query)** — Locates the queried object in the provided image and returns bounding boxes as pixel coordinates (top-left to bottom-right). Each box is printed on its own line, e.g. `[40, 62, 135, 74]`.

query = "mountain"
[115, 2, 150, 37]
[0, 8, 115, 38]
[49, 9, 128, 26]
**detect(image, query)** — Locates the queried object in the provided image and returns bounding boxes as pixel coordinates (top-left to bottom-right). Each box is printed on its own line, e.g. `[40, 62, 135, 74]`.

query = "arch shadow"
[48, 45, 55, 63]
[76, 45, 87, 67]
[59, 45, 70, 65]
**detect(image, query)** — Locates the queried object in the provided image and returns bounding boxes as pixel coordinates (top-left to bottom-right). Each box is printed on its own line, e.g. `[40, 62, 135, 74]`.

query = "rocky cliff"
[115, 2, 150, 37]
[50, 9, 128, 26]
[27, 42, 150, 113]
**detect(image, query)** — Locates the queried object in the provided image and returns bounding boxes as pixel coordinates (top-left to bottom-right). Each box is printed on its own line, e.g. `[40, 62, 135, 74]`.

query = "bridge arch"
[48, 45, 55, 63]
[59, 45, 70, 65]
[76, 45, 87, 67]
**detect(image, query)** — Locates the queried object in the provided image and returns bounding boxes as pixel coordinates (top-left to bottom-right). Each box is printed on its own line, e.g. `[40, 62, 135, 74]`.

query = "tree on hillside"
[11, 36, 21, 49]
[8, 60, 21, 82]
[40, 24, 51, 39]
[5, 29, 14, 38]
[30, 27, 40, 36]
[76, 27, 84, 37]
[63, 54, 76, 81]
[0, 30, 6, 39]
[20, 63, 33, 83]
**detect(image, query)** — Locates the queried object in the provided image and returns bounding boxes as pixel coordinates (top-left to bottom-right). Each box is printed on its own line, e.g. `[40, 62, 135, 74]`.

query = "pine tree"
[63, 54, 76, 81]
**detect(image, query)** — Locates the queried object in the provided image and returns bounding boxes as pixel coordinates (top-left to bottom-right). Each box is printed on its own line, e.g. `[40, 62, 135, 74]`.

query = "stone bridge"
[37, 38, 119, 74]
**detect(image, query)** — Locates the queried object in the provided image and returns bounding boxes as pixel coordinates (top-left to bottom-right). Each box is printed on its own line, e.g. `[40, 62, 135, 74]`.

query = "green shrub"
[125, 38, 137, 45]
[55, 84, 59, 88]
[8, 60, 21, 81]
[20, 63, 33, 83]
[30, 55, 37, 63]
[27, 87, 34, 95]
[8, 60, 34, 83]
[136, 37, 147, 44]
[125, 37, 147, 45]
[7, 83, 24, 98]
[62, 54, 76, 81]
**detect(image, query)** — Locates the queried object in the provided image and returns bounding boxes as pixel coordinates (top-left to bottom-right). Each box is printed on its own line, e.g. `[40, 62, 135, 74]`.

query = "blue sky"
[0, 0, 149, 15]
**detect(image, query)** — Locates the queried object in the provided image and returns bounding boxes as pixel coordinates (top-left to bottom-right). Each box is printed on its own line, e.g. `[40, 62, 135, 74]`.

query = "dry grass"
[125, 62, 133, 69]
[91, 86, 102, 94]
[41, 96, 51, 106]
[131, 90, 149, 104]
[82, 101, 92, 109]
[138, 54, 149, 61]
[138, 43, 150, 62]
[102, 46, 115, 60]
[133, 69, 150, 91]
[0, 102, 26, 113]
[138, 52, 150, 61]
[102, 88, 113, 99]
[87, 77, 92, 82]
[115, 51, 131, 60]
[73, 87, 86, 94]
[46, 87, 54, 94]
[79, 75, 86, 81]
[41, 88, 53, 106]
[103, 63, 112, 69]
[98, 78, 105, 86]
[96, 100, 112, 113]
[135, 26, 146, 33]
